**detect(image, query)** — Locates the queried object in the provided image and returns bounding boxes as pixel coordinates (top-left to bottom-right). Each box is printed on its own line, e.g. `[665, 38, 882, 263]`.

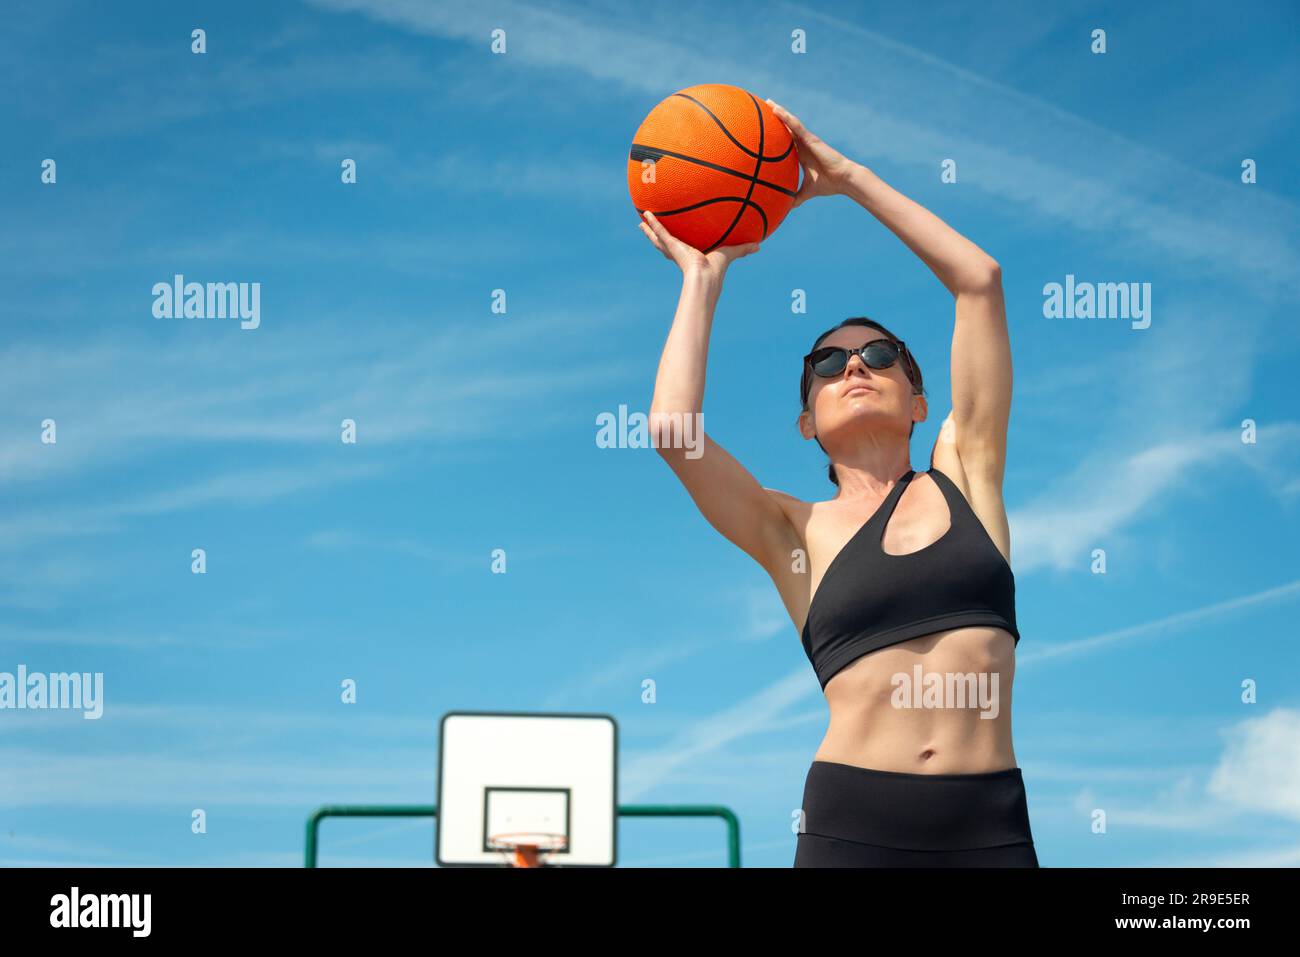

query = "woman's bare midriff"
[813, 625, 1017, 774]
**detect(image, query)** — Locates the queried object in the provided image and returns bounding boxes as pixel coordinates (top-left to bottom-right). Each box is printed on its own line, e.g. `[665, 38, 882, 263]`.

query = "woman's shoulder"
[762, 487, 858, 549]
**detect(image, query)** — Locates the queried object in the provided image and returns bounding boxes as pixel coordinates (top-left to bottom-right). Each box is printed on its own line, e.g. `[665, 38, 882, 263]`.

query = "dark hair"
[799, 316, 926, 487]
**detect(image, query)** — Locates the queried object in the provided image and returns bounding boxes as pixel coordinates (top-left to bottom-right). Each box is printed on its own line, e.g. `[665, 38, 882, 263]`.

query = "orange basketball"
[628, 84, 800, 252]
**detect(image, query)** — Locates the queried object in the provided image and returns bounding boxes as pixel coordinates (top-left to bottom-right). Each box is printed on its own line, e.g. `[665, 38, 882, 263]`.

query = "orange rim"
[487, 832, 568, 868]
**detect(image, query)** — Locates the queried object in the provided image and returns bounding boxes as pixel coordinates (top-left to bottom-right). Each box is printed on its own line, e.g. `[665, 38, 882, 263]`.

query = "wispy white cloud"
[0, 218, 533, 281]
[1043, 708, 1300, 865]
[0, 622, 303, 651]
[1019, 576, 1300, 664]
[735, 585, 792, 641]
[1159, 841, 1300, 868]
[0, 832, 124, 862]
[0, 309, 637, 582]
[0, 747, 436, 809]
[1206, 707, 1300, 821]
[303, 528, 450, 561]
[306, 0, 1300, 298]
[0, 462, 384, 553]
[253, 139, 618, 199]
[538, 633, 732, 710]
[62, 40, 439, 141]
[621, 669, 811, 801]
[0, 702, 439, 740]
[382, 150, 621, 198]
[1008, 422, 1300, 574]
[0, 702, 430, 824]
[2, 311, 627, 481]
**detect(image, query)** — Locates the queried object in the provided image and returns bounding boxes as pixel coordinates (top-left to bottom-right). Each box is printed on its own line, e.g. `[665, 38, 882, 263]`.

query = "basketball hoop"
[487, 831, 568, 868]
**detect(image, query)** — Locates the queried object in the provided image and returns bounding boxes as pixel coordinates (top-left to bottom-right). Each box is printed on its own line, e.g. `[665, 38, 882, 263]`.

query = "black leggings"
[794, 760, 1039, 867]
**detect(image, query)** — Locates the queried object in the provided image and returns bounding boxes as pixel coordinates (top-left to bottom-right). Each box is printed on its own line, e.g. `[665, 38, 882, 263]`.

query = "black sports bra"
[801, 466, 1019, 690]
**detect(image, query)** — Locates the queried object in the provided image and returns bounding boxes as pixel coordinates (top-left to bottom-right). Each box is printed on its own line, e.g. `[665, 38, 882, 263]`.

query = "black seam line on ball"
[671, 92, 794, 163]
[634, 196, 768, 236]
[704, 91, 768, 252]
[628, 144, 797, 198]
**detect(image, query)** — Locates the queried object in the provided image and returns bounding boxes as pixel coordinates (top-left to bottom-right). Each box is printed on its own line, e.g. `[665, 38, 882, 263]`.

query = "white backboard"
[436, 711, 617, 867]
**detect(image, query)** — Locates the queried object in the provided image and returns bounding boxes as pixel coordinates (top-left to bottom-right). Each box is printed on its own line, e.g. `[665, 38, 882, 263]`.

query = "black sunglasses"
[803, 339, 918, 392]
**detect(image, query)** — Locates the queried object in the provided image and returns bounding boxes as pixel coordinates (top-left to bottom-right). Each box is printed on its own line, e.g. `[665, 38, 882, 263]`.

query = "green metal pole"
[618, 804, 741, 869]
[305, 803, 741, 868]
[305, 804, 437, 868]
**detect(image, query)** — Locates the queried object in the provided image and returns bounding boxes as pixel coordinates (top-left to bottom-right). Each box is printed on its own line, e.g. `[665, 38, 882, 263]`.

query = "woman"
[638, 99, 1037, 867]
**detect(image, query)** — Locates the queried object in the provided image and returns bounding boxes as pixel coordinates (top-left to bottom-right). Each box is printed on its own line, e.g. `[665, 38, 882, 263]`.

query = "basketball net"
[488, 832, 567, 868]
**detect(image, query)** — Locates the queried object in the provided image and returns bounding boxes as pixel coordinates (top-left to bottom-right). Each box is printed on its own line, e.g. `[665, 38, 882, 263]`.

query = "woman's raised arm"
[640, 212, 802, 576]
[768, 100, 1011, 488]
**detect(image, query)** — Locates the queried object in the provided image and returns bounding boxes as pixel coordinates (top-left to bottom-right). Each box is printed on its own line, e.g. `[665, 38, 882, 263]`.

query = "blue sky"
[3, 0, 1298, 867]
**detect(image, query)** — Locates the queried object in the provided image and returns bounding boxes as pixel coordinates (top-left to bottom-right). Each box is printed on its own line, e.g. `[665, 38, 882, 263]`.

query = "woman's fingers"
[639, 215, 672, 258]
[643, 210, 759, 270]
[766, 98, 809, 140]
[644, 210, 695, 263]
[767, 97, 849, 205]
[642, 211, 673, 246]
[643, 210, 672, 238]
[713, 241, 761, 265]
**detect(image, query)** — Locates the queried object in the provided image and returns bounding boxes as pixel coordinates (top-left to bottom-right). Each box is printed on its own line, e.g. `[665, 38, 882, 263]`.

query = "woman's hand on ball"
[766, 99, 856, 208]
[638, 211, 760, 278]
